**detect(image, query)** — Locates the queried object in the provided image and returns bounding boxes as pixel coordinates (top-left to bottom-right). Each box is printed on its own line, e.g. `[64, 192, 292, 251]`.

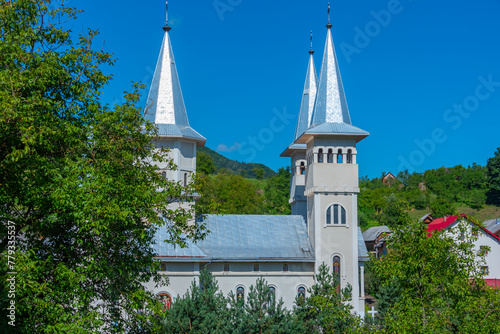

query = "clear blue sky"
[69, 0, 500, 178]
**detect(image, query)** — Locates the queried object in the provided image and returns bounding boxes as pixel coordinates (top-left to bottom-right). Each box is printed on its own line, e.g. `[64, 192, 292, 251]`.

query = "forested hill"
[197, 146, 276, 179]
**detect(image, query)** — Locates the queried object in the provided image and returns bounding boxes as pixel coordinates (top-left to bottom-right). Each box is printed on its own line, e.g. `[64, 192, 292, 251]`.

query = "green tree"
[195, 174, 264, 214]
[380, 194, 410, 228]
[0, 1, 205, 332]
[197, 151, 216, 175]
[486, 147, 500, 205]
[264, 167, 291, 215]
[295, 264, 362, 334]
[163, 269, 232, 333]
[228, 277, 298, 334]
[429, 197, 456, 217]
[372, 218, 500, 333]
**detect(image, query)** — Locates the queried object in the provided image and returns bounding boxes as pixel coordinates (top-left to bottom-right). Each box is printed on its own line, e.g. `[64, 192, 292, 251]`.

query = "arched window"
[300, 162, 305, 175]
[184, 173, 188, 186]
[326, 204, 347, 225]
[327, 149, 333, 163]
[297, 286, 306, 300]
[236, 286, 245, 302]
[318, 149, 324, 163]
[332, 256, 341, 278]
[161, 171, 167, 179]
[337, 149, 343, 163]
[333, 256, 341, 293]
[269, 286, 276, 303]
[157, 292, 172, 311]
[347, 149, 353, 164]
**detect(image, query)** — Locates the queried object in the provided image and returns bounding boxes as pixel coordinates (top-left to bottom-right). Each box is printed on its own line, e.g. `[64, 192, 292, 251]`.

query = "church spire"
[294, 33, 318, 142]
[310, 5, 351, 127]
[144, 2, 205, 144]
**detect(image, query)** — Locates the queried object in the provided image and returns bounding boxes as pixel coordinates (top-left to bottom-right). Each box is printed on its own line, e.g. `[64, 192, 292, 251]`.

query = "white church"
[144, 5, 370, 317]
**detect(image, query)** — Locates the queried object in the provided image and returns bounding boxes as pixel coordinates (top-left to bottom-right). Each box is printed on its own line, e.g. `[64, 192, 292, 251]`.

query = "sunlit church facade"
[143, 7, 370, 317]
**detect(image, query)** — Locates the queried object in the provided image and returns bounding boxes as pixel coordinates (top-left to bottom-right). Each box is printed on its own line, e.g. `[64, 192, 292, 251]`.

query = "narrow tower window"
[327, 149, 333, 163]
[184, 173, 188, 186]
[300, 162, 305, 175]
[337, 149, 343, 163]
[332, 256, 341, 293]
[318, 149, 324, 163]
[347, 149, 353, 164]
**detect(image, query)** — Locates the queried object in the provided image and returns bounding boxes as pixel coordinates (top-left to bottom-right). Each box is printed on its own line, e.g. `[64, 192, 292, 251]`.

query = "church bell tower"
[290, 8, 369, 314]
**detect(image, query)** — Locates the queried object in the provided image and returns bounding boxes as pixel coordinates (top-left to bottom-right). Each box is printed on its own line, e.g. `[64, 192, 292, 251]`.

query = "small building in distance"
[363, 226, 391, 258]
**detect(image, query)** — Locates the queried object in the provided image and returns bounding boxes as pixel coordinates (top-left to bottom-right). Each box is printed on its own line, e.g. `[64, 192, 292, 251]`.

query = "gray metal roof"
[294, 52, 318, 142]
[310, 27, 351, 127]
[358, 227, 369, 262]
[362, 226, 391, 242]
[154, 215, 315, 262]
[144, 30, 205, 144]
[304, 122, 369, 138]
[484, 218, 500, 235]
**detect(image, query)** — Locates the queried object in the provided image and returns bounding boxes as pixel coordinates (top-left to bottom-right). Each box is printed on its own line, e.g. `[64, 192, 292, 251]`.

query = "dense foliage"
[163, 267, 365, 334]
[195, 161, 291, 216]
[0, 1, 205, 332]
[370, 217, 500, 333]
[486, 147, 500, 205]
[359, 162, 495, 228]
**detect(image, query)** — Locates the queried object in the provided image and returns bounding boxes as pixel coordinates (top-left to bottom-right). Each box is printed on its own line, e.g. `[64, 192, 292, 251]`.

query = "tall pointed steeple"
[294, 32, 318, 142]
[310, 23, 351, 126]
[144, 2, 205, 145]
[296, 9, 368, 143]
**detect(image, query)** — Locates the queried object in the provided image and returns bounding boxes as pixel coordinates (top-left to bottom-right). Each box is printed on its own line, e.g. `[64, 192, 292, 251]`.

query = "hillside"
[197, 146, 276, 179]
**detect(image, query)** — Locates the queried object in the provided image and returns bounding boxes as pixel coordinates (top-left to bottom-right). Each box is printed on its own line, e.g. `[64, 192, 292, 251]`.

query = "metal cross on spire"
[309, 30, 314, 55]
[327, 2, 332, 29]
[163, 0, 171, 32]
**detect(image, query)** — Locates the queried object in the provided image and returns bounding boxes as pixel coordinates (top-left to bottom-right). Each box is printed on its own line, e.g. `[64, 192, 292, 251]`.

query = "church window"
[157, 292, 172, 311]
[224, 263, 230, 272]
[326, 204, 347, 225]
[318, 149, 324, 163]
[269, 286, 276, 303]
[297, 286, 306, 300]
[327, 149, 333, 163]
[254, 264, 260, 272]
[332, 256, 341, 278]
[300, 162, 305, 175]
[337, 149, 343, 163]
[236, 286, 245, 302]
[283, 263, 289, 272]
[333, 256, 341, 293]
[347, 149, 353, 164]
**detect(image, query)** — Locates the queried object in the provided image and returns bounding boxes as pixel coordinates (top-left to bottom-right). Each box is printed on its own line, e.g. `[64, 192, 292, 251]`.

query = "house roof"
[358, 227, 369, 261]
[153, 215, 315, 262]
[484, 218, 500, 235]
[362, 226, 391, 242]
[427, 215, 500, 242]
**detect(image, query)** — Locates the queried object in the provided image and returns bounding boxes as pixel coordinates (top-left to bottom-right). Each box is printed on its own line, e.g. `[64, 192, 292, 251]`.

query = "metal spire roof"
[310, 25, 351, 127]
[294, 36, 318, 142]
[144, 16, 206, 144]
